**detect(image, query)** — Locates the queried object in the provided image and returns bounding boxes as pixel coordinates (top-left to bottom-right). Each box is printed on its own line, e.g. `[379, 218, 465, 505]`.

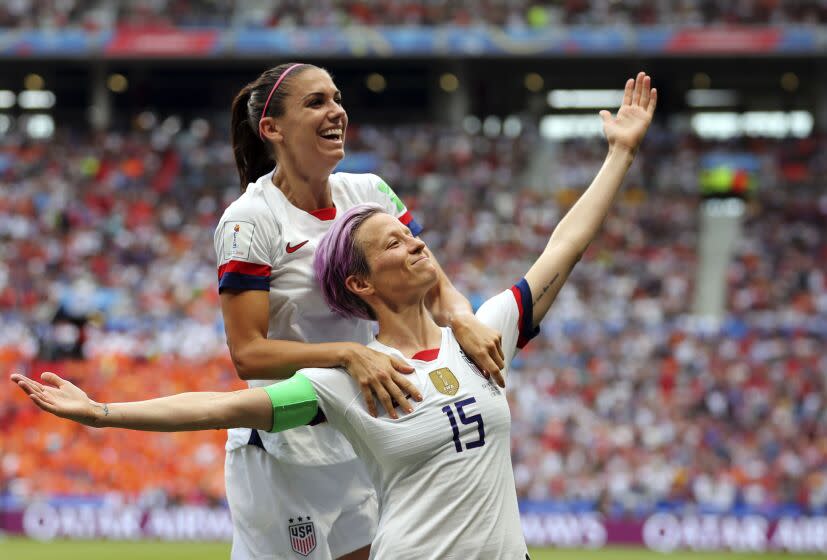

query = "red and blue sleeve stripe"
[217, 261, 271, 293]
[398, 211, 423, 237]
[509, 278, 541, 349]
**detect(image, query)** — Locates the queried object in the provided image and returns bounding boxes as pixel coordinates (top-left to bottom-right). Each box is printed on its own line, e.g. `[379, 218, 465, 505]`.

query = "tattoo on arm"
[102, 403, 110, 416]
[533, 273, 560, 306]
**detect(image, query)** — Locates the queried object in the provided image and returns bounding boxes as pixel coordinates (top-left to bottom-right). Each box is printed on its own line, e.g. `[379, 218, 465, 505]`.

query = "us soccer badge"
[429, 368, 459, 396]
[288, 516, 316, 556]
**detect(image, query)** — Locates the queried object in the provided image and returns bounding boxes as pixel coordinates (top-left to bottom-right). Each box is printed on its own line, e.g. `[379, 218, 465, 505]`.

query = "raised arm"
[10, 372, 273, 432]
[524, 72, 657, 327]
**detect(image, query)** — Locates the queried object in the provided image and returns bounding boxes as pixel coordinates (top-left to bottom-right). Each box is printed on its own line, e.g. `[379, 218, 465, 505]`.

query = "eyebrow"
[384, 226, 412, 243]
[301, 90, 342, 101]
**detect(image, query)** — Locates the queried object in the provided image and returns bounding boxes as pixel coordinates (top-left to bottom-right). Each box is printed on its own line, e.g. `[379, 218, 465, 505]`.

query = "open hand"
[600, 72, 657, 155]
[10, 372, 100, 427]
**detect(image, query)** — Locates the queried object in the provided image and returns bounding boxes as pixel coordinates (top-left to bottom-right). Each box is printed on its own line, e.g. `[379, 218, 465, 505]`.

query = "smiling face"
[349, 213, 439, 307]
[267, 67, 347, 173]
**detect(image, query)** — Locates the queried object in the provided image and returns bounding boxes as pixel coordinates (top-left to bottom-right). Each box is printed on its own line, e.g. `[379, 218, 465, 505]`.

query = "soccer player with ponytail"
[214, 63, 505, 559]
[13, 72, 656, 560]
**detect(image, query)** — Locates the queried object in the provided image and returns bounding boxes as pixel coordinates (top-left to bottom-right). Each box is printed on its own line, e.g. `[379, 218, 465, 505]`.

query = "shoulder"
[476, 279, 539, 351]
[333, 172, 418, 230]
[216, 183, 283, 249]
[214, 184, 283, 264]
[300, 367, 356, 392]
[331, 171, 382, 187]
[299, 367, 361, 412]
[218, 184, 276, 225]
[475, 289, 517, 323]
[331, 172, 385, 198]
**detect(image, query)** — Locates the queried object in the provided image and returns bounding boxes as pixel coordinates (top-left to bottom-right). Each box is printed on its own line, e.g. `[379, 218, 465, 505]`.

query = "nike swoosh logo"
[286, 240, 309, 254]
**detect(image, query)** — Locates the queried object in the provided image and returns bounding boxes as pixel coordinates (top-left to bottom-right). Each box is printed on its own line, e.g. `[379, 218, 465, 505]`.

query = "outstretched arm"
[525, 72, 657, 327]
[10, 372, 273, 432]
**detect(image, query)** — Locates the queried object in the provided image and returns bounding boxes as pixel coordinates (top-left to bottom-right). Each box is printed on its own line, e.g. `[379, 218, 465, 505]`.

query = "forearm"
[222, 290, 356, 381]
[548, 147, 635, 254]
[92, 389, 272, 432]
[429, 285, 474, 328]
[525, 148, 635, 325]
[232, 339, 355, 381]
[526, 72, 654, 326]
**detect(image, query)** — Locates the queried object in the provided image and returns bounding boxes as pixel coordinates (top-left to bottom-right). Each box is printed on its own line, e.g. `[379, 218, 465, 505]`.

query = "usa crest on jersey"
[288, 516, 316, 556]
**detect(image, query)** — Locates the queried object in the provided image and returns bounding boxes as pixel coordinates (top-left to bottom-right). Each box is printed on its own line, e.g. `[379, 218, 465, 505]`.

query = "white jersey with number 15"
[300, 280, 539, 559]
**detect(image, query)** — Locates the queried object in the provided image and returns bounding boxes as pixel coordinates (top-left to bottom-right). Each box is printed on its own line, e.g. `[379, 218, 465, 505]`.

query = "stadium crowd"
[1, 116, 825, 518]
[1, 0, 826, 29]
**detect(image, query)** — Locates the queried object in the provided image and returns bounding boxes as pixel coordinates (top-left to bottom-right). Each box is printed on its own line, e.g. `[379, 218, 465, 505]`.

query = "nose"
[328, 101, 346, 122]
[409, 236, 426, 253]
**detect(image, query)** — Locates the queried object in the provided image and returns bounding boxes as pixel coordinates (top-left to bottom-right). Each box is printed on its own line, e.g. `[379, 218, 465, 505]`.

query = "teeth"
[320, 128, 343, 139]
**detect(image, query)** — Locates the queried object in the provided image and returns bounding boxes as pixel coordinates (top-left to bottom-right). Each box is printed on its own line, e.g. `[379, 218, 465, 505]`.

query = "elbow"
[547, 238, 585, 266]
[229, 346, 257, 381]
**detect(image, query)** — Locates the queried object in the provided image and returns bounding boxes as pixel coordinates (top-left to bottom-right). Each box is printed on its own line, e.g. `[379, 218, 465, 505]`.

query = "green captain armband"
[263, 374, 319, 433]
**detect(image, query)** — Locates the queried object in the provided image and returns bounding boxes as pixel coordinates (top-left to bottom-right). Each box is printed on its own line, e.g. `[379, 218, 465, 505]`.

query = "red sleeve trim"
[218, 260, 271, 280]
[510, 279, 540, 349]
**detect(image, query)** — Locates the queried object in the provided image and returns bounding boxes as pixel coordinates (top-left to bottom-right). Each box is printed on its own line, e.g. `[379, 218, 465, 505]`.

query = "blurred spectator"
[2, 0, 826, 29]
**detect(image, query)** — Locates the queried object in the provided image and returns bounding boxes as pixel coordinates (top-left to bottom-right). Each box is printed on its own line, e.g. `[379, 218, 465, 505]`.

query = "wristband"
[263, 374, 319, 433]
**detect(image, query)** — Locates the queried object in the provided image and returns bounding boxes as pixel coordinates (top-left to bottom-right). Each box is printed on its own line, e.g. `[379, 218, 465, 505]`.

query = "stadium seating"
[1, 120, 825, 518]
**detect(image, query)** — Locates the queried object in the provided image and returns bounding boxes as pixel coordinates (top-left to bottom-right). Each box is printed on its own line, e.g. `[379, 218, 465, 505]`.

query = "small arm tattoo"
[533, 273, 560, 305]
[102, 403, 110, 416]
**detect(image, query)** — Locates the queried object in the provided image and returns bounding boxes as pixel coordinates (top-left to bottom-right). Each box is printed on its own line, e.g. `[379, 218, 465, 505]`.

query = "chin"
[422, 270, 439, 290]
[324, 149, 345, 167]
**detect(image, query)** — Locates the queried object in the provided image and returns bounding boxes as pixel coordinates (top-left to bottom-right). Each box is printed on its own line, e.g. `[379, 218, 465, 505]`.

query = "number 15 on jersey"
[441, 397, 485, 453]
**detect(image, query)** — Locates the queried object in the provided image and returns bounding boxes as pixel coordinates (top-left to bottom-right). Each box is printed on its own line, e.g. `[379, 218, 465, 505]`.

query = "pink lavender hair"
[314, 203, 387, 320]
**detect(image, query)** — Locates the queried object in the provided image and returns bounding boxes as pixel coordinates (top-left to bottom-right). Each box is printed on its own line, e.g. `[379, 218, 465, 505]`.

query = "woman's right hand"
[339, 343, 423, 418]
[11, 372, 101, 427]
[600, 71, 656, 155]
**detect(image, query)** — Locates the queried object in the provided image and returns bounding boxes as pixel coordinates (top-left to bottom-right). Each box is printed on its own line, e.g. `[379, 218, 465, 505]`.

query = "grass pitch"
[1, 538, 818, 559]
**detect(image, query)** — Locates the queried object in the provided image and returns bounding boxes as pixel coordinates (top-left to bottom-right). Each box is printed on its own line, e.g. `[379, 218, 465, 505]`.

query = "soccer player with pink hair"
[13, 72, 656, 559]
[217, 61, 505, 559]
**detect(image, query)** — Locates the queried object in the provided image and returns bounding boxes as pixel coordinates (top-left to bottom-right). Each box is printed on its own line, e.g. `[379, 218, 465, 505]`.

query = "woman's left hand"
[600, 71, 657, 155]
[451, 314, 506, 387]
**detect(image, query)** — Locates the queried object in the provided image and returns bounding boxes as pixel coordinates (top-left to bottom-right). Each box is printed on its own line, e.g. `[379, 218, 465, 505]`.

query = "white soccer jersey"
[299, 280, 539, 559]
[214, 170, 422, 464]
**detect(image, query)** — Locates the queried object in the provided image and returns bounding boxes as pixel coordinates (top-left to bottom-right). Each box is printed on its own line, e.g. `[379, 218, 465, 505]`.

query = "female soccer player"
[13, 72, 656, 559]
[218, 62, 504, 559]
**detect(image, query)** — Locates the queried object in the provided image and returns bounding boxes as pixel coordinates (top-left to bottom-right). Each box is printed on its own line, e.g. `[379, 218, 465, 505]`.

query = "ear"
[345, 274, 374, 298]
[259, 117, 284, 143]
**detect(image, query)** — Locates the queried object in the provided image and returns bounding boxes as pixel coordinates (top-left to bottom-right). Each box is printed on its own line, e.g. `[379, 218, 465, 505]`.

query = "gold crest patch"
[429, 368, 459, 396]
